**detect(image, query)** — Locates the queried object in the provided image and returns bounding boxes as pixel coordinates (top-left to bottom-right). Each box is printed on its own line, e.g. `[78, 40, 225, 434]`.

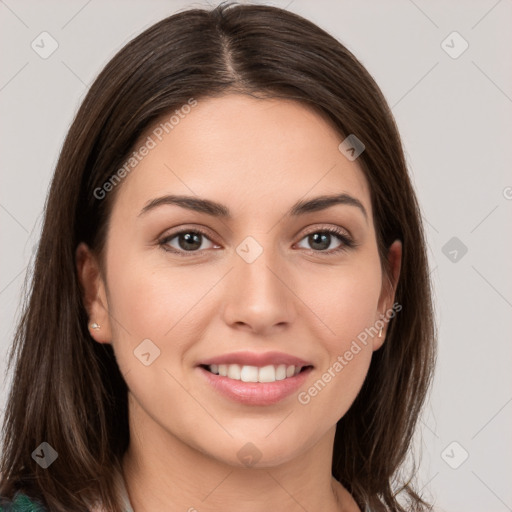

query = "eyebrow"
[138, 193, 368, 221]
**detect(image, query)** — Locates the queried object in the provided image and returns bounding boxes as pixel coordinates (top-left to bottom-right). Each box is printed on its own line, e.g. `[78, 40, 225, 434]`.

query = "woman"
[0, 2, 436, 511]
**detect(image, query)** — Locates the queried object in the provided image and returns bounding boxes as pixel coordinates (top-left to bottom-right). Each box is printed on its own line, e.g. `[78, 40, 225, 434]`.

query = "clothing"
[0, 493, 47, 511]
[2, 477, 370, 511]
[0, 472, 134, 512]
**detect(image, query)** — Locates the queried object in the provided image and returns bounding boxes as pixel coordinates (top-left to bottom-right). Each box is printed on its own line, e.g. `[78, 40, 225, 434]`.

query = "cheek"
[297, 343, 373, 426]
[105, 242, 200, 332]
[293, 261, 381, 417]
[103, 253, 211, 417]
[300, 258, 382, 346]
[104, 245, 221, 372]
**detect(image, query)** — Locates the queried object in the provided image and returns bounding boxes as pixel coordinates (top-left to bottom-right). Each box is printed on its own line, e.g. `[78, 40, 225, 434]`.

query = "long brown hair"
[0, 2, 436, 510]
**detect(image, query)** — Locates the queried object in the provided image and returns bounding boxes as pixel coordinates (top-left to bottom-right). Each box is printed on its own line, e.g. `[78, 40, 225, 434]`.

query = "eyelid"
[300, 223, 351, 239]
[159, 224, 215, 240]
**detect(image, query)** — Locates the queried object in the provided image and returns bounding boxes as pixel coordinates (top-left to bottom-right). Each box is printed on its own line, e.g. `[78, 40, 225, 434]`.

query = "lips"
[196, 350, 314, 405]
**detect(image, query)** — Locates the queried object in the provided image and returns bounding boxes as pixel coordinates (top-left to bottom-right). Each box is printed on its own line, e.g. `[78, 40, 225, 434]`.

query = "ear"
[75, 242, 112, 344]
[373, 239, 402, 351]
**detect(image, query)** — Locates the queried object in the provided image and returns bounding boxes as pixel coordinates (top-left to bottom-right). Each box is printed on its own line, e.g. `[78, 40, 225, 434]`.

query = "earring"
[90, 322, 101, 330]
[378, 327, 383, 338]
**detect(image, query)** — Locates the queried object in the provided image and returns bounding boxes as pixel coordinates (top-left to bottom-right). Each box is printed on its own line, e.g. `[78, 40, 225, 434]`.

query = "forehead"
[111, 94, 372, 223]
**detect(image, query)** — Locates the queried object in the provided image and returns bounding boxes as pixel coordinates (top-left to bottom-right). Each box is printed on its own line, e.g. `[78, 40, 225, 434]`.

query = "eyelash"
[158, 226, 356, 258]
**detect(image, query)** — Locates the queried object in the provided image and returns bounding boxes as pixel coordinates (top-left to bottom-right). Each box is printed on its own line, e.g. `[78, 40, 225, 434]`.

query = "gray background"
[1, 1, 511, 510]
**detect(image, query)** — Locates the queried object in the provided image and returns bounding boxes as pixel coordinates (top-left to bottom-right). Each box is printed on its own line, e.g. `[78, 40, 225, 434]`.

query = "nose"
[221, 240, 296, 335]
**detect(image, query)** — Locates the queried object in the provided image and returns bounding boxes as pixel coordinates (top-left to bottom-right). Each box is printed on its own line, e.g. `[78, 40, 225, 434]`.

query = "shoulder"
[0, 492, 47, 511]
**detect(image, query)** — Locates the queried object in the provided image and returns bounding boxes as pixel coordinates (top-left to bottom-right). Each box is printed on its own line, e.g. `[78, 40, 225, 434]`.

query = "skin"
[76, 93, 401, 512]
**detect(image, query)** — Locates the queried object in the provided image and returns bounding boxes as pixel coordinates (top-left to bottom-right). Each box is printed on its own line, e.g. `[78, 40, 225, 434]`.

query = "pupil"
[179, 232, 201, 251]
[310, 233, 330, 251]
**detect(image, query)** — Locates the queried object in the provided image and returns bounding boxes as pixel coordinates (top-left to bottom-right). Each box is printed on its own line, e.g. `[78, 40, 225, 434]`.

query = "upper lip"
[198, 351, 313, 368]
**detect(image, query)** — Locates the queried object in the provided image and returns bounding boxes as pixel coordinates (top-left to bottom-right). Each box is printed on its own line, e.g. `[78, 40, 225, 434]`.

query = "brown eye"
[296, 228, 354, 254]
[160, 229, 217, 255]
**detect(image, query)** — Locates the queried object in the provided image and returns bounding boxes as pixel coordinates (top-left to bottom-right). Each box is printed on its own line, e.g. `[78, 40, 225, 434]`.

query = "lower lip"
[197, 366, 313, 406]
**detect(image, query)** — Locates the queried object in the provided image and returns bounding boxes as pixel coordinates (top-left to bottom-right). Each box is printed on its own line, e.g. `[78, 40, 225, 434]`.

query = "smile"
[203, 363, 309, 383]
[197, 364, 314, 406]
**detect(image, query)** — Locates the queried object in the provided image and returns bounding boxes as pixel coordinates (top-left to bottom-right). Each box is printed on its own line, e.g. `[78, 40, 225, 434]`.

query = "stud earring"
[378, 327, 383, 338]
[90, 322, 101, 330]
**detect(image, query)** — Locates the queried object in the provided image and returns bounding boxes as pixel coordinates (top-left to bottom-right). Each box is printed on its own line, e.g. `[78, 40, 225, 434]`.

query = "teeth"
[207, 364, 304, 383]
[258, 365, 275, 383]
[275, 364, 287, 380]
[241, 365, 258, 382]
[228, 364, 242, 380]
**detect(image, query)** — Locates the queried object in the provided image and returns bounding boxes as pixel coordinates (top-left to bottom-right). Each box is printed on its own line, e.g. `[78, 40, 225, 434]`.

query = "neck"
[121, 393, 360, 512]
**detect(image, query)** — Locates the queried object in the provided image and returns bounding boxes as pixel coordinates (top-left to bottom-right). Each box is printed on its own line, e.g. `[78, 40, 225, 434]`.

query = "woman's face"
[79, 93, 401, 468]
